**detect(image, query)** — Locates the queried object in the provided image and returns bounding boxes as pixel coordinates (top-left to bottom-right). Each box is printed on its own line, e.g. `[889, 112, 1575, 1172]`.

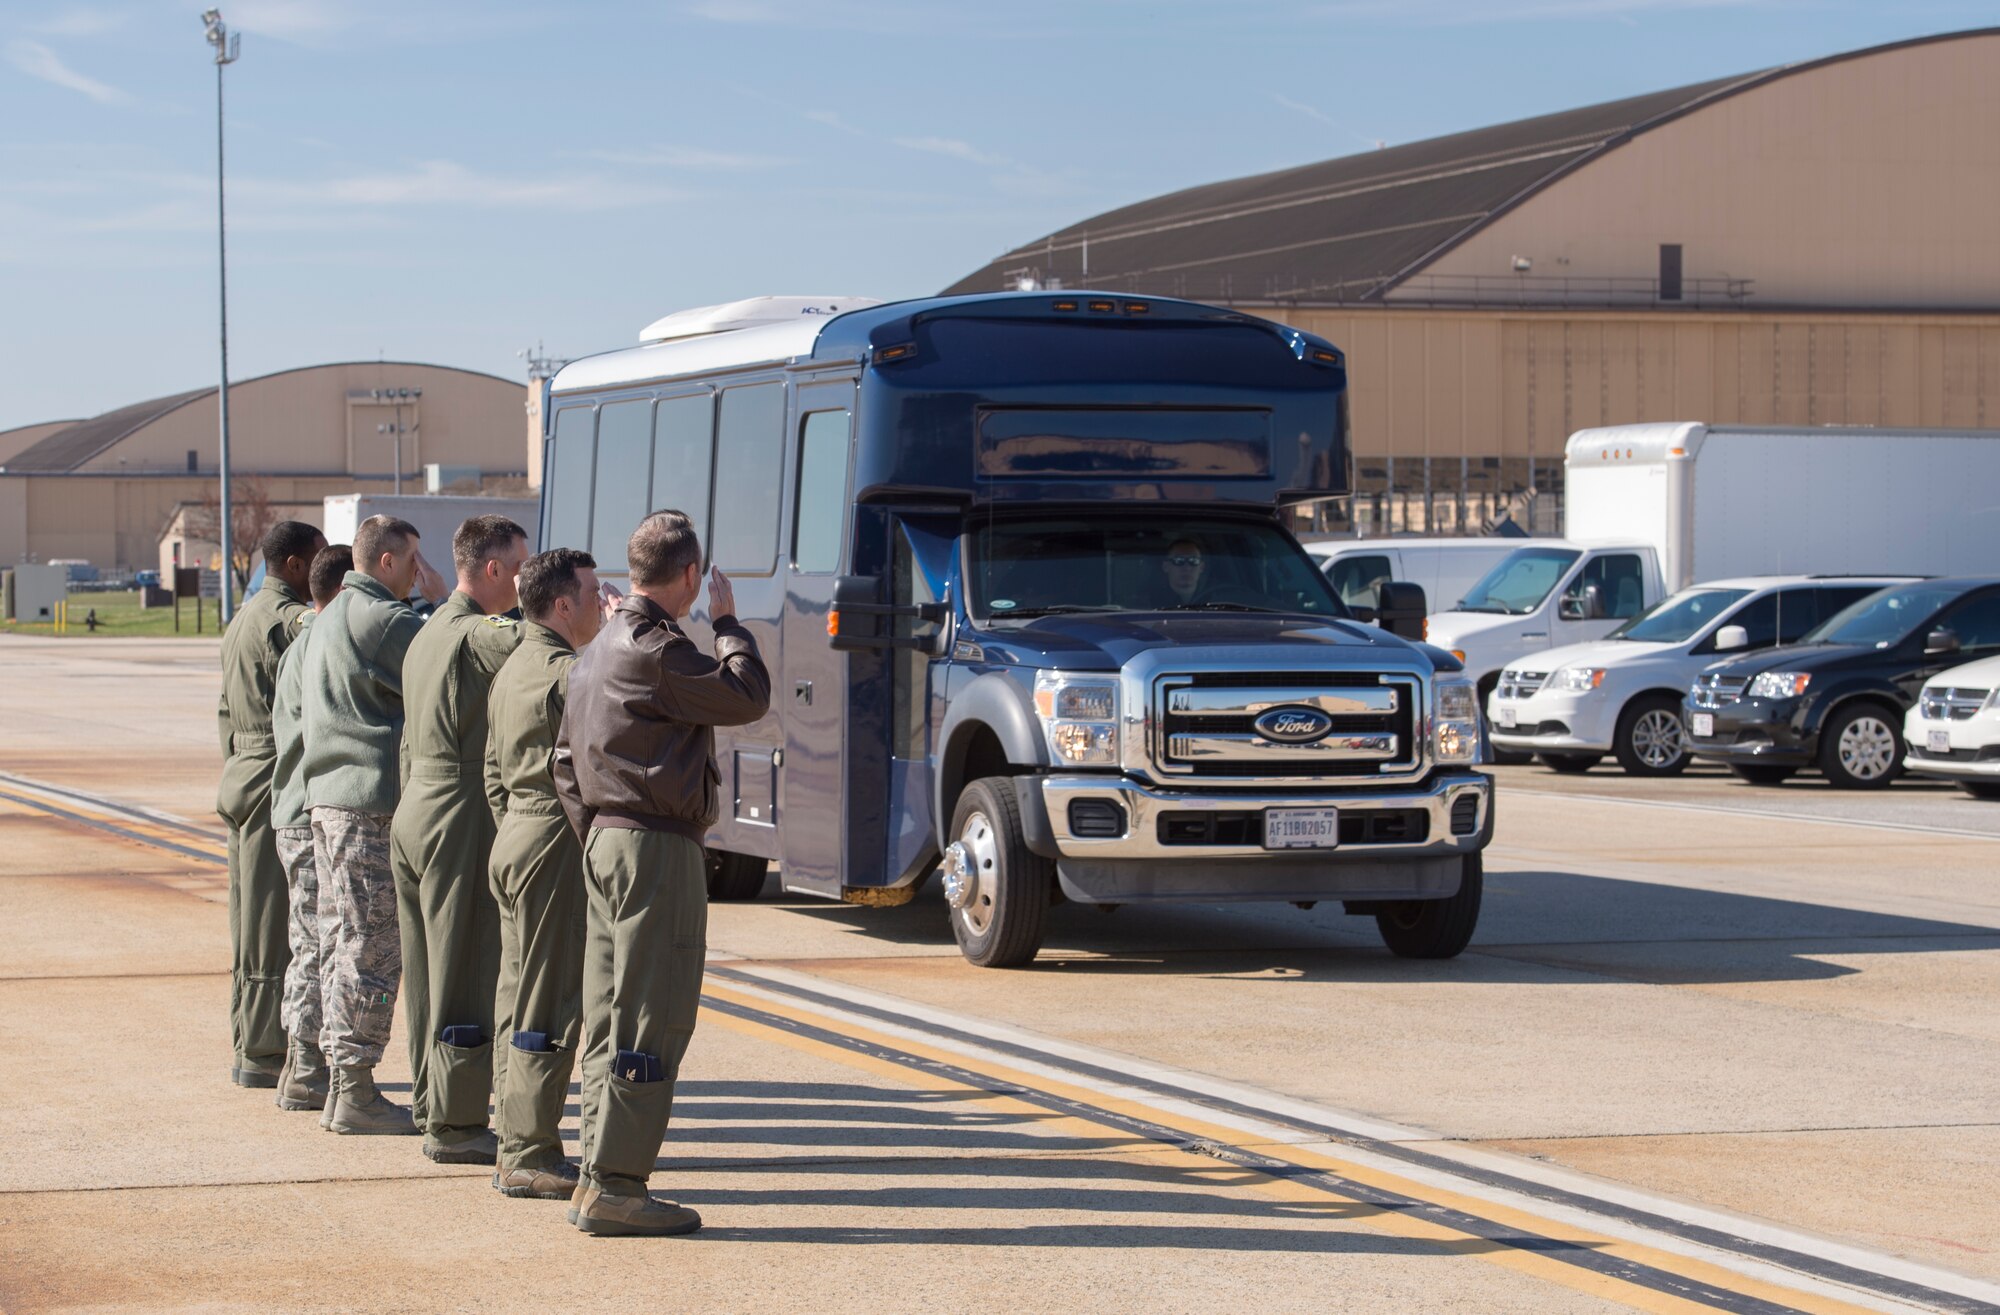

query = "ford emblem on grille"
[1253, 706, 1335, 744]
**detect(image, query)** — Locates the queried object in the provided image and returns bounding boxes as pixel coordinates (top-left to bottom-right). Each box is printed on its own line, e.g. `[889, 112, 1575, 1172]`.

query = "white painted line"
[1509, 788, 2000, 843]
[0, 772, 225, 839]
[717, 961, 2000, 1314]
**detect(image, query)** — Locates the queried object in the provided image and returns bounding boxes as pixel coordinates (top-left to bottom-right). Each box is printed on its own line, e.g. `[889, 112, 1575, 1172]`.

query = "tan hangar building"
[945, 29, 2000, 533]
[0, 362, 528, 572]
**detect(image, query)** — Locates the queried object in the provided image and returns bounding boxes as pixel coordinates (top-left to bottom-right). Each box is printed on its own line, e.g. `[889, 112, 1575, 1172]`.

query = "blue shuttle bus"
[541, 292, 1492, 966]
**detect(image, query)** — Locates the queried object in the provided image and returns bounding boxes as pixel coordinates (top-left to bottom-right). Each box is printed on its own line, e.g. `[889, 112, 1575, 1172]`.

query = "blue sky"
[1, 0, 1990, 431]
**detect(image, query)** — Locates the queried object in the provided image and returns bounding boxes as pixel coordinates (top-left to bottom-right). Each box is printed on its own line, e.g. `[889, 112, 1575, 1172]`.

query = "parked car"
[1305, 537, 1567, 621]
[1686, 579, 2000, 788]
[1902, 654, 2000, 799]
[1488, 576, 1909, 776]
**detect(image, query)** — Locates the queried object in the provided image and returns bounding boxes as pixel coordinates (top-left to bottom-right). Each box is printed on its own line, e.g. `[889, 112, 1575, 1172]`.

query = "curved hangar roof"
[941, 30, 1997, 306]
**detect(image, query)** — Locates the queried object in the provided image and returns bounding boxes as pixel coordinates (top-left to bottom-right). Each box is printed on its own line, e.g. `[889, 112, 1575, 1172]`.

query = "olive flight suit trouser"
[391, 763, 502, 1141]
[576, 827, 708, 1189]
[489, 797, 587, 1174]
[217, 735, 292, 1075]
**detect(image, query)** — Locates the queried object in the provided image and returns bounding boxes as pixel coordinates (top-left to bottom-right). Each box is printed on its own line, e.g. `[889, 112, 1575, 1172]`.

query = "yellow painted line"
[699, 979, 1891, 1315]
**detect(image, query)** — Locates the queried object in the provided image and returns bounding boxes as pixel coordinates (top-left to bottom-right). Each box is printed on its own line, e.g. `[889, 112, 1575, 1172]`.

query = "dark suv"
[1685, 578, 2000, 788]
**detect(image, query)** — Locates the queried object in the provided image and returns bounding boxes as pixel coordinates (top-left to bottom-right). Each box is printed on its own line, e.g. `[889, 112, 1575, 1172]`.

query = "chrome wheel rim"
[945, 812, 1000, 936]
[1837, 716, 1896, 780]
[1631, 709, 1685, 769]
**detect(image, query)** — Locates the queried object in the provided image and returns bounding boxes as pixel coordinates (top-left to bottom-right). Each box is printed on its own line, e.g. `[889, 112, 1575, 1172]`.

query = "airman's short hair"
[452, 514, 529, 577]
[518, 547, 596, 623]
[353, 515, 418, 567]
[627, 510, 700, 588]
[262, 520, 324, 570]
[308, 544, 353, 606]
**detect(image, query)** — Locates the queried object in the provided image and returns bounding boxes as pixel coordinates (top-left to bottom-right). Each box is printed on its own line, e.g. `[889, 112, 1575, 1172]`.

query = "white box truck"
[321, 494, 540, 562]
[1426, 422, 2000, 725]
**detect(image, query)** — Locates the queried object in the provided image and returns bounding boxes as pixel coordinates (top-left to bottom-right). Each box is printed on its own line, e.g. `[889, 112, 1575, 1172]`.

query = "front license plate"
[1691, 713, 1715, 738]
[1495, 704, 1517, 729]
[1265, 807, 1340, 850]
[1929, 729, 1951, 753]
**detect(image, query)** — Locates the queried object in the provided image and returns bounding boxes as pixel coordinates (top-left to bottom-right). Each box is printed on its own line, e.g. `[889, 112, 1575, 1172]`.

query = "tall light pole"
[203, 10, 240, 622]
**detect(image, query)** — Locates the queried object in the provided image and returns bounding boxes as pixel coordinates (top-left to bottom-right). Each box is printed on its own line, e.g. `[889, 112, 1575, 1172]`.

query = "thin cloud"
[1309, 0, 1763, 20]
[227, 0, 348, 41]
[29, 7, 123, 37]
[893, 136, 1005, 167]
[805, 109, 866, 135]
[5, 39, 129, 104]
[587, 145, 790, 170]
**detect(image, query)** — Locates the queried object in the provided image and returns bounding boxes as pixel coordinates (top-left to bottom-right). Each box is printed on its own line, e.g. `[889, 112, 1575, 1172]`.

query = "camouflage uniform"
[486, 621, 584, 1175]
[389, 591, 520, 1148]
[215, 575, 310, 1083]
[311, 807, 400, 1068]
[273, 826, 322, 1044]
[298, 570, 425, 1078]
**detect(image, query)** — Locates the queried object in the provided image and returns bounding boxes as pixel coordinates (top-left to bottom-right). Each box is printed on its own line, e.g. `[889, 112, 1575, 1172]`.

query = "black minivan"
[1686, 578, 2000, 788]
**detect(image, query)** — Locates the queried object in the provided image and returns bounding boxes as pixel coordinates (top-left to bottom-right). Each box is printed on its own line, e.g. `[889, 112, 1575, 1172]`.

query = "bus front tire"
[705, 848, 768, 902]
[1375, 853, 1483, 960]
[944, 777, 1052, 968]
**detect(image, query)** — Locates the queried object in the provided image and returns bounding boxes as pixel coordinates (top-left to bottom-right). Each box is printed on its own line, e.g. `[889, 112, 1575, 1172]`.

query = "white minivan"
[1903, 653, 2000, 799]
[1305, 537, 1570, 619]
[1488, 576, 1908, 775]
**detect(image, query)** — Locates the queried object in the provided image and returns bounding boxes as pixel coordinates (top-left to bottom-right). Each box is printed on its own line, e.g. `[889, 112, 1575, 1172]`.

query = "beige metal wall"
[67, 363, 526, 478]
[1275, 306, 2000, 532]
[1, 475, 354, 573]
[1399, 34, 2000, 309]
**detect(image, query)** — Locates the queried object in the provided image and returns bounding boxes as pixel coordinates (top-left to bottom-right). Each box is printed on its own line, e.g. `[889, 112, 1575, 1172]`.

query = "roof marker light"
[1052, 300, 1079, 312]
[1122, 301, 1149, 314]
[875, 342, 917, 363]
[1087, 300, 1115, 313]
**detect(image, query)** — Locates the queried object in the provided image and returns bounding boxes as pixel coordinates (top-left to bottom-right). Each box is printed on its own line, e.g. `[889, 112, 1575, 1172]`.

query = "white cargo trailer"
[1566, 422, 2000, 592]
[321, 494, 539, 562]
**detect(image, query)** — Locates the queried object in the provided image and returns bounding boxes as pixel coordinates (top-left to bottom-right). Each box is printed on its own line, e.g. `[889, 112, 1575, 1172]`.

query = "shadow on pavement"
[756, 868, 1998, 988]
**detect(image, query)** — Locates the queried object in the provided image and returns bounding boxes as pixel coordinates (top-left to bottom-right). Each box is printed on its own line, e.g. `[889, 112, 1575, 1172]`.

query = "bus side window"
[710, 382, 786, 574]
[793, 411, 851, 574]
[545, 405, 596, 553]
[651, 393, 715, 559]
[589, 399, 654, 573]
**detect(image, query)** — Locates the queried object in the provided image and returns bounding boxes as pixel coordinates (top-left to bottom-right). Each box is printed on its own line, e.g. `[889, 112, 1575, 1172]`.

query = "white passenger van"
[1305, 537, 1569, 620]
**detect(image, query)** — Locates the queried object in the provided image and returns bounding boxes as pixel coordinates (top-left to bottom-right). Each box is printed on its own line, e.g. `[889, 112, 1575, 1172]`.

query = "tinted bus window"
[711, 382, 784, 573]
[793, 410, 850, 574]
[590, 399, 653, 572]
[545, 406, 596, 553]
[650, 394, 714, 555]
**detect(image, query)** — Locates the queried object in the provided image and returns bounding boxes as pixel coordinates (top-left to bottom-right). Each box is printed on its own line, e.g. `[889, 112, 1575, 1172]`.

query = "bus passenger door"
[778, 385, 856, 896]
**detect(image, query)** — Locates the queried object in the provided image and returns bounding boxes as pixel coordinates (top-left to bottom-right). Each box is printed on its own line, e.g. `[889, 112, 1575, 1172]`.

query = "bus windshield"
[1456, 548, 1580, 615]
[1608, 588, 1751, 644]
[966, 516, 1347, 623]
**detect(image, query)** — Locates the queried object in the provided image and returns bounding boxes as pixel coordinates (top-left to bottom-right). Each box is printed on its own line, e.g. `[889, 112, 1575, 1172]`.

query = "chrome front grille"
[1690, 674, 1751, 710]
[1153, 672, 1421, 779]
[1920, 687, 1989, 721]
[1497, 669, 1546, 700]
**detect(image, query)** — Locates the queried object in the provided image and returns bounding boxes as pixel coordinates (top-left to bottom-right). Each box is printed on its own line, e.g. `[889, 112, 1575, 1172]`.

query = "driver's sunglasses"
[1166, 555, 1203, 568]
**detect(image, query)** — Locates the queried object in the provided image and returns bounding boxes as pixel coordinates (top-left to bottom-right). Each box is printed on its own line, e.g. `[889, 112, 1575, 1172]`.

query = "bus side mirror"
[828, 574, 949, 652]
[1714, 625, 1750, 652]
[1376, 581, 1427, 641]
[1926, 628, 1961, 656]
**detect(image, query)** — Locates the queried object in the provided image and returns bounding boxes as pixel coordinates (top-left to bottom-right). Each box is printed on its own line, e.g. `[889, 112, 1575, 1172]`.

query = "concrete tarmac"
[1, 636, 1994, 1314]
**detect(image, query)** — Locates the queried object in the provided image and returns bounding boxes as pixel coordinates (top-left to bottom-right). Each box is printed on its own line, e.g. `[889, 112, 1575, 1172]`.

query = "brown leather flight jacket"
[552, 594, 772, 844]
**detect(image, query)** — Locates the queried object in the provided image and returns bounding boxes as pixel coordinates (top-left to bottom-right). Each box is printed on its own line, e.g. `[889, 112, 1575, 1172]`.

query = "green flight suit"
[216, 575, 310, 1081]
[388, 590, 520, 1144]
[485, 621, 584, 1174]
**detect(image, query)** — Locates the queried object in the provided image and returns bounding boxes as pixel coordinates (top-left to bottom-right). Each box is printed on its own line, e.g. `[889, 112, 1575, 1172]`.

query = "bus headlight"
[1034, 673, 1119, 766]
[1434, 678, 1480, 764]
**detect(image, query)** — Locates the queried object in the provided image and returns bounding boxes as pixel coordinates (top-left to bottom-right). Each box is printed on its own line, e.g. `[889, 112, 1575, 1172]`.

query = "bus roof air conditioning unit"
[638, 296, 883, 344]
